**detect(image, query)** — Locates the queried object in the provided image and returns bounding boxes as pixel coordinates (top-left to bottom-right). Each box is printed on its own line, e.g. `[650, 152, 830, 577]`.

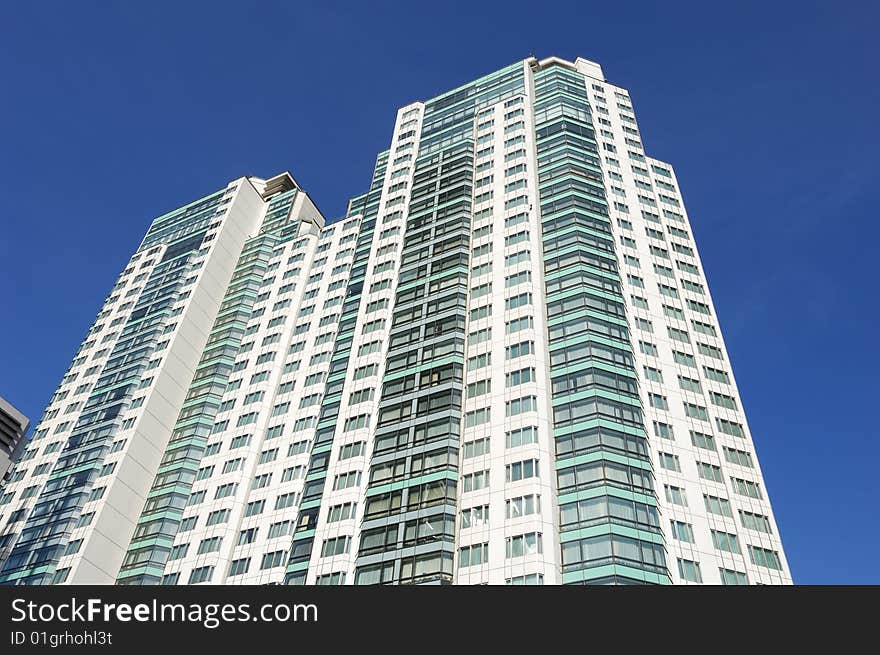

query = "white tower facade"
[0, 57, 791, 586]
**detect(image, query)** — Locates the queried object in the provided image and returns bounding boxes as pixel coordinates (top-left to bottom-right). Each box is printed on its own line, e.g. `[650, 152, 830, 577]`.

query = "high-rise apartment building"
[0, 56, 791, 586]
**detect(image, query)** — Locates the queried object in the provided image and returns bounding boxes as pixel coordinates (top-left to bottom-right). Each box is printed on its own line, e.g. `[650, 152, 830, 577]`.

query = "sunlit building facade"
[0, 56, 791, 586]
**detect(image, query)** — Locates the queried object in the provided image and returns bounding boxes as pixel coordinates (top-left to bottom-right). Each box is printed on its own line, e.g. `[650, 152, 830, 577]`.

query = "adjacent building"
[0, 56, 791, 585]
[0, 396, 29, 482]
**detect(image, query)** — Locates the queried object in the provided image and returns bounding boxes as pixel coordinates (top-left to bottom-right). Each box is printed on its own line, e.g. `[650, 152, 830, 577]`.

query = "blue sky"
[1, 1, 877, 583]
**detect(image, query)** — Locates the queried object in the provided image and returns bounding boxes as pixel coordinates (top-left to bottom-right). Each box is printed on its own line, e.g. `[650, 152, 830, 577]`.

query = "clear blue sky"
[1, 1, 877, 584]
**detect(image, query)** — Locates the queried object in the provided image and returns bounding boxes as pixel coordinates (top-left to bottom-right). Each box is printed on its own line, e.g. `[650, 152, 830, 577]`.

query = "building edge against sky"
[0, 55, 791, 585]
